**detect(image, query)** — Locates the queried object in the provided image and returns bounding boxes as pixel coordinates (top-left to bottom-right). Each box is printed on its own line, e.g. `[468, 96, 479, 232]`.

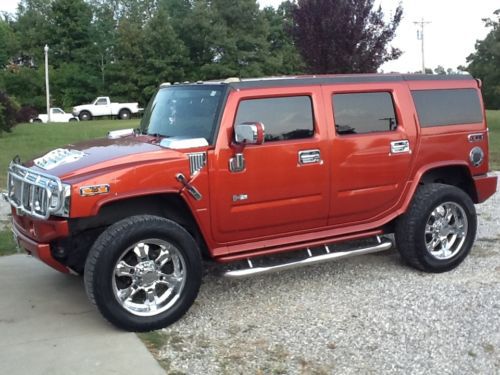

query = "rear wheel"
[84, 215, 202, 331]
[119, 108, 131, 120]
[395, 183, 476, 273]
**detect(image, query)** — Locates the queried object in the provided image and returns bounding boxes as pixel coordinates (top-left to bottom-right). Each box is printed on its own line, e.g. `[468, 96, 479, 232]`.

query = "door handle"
[390, 140, 411, 154]
[298, 149, 322, 165]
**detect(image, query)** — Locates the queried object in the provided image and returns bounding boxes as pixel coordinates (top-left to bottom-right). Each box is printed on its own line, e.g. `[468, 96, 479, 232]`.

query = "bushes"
[0, 91, 20, 134]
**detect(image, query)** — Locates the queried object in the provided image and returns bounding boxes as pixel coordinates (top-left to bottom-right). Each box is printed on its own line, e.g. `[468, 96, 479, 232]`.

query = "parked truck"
[72, 96, 140, 121]
[5, 74, 497, 331]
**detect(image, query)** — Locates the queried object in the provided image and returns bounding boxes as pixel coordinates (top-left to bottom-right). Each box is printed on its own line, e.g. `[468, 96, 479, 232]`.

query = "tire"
[84, 215, 202, 332]
[395, 183, 477, 273]
[69, 118, 77, 122]
[119, 108, 131, 120]
[33, 118, 42, 123]
[79, 111, 92, 121]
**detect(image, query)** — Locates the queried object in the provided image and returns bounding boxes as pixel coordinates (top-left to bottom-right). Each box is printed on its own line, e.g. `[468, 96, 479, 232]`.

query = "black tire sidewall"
[413, 187, 476, 272]
[86, 216, 202, 331]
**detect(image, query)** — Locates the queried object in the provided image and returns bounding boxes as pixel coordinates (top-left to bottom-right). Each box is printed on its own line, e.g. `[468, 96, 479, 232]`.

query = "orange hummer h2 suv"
[4, 74, 497, 331]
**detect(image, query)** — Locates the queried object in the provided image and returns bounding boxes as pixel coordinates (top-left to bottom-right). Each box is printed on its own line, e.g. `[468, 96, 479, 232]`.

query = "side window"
[96, 98, 108, 105]
[332, 92, 397, 135]
[234, 96, 314, 142]
[411, 89, 483, 127]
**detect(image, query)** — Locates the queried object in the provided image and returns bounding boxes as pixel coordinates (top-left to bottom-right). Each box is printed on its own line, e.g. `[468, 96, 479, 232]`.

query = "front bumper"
[473, 173, 498, 203]
[11, 211, 70, 273]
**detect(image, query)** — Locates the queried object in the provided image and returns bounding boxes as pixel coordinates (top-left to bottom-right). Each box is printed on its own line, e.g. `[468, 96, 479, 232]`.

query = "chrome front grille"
[188, 152, 207, 176]
[7, 162, 67, 219]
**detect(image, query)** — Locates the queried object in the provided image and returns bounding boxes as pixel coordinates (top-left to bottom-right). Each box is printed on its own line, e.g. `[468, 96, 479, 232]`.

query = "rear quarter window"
[411, 88, 483, 127]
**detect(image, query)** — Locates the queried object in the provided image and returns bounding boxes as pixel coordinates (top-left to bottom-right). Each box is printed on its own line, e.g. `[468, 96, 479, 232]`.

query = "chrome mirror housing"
[234, 122, 265, 145]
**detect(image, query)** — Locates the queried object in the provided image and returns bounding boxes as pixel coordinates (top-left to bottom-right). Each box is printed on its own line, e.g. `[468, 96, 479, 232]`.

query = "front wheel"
[395, 183, 477, 273]
[84, 215, 202, 331]
[79, 111, 92, 121]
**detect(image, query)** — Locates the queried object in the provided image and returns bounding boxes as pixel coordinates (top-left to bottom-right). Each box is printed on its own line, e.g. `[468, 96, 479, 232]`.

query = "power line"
[414, 18, 431, 74]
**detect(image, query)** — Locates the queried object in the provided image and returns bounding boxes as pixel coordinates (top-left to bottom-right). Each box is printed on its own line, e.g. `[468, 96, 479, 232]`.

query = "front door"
[210, 87, 330, 244]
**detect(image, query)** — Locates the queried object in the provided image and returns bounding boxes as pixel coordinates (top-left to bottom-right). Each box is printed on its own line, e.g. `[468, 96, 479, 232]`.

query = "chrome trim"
[224, 240, 392, 278]
[7, 162, 70, 219]
[229, 153, 245, 173]
[188, 152, 207, 176]
[159, 137, 209, 150]
[390, 140, 411, 154]
[176, 173, 202, 200]
[108, 128, 135, 139]
[469, 146, 484, 167]
[467, 133, 484, 143]
[298, 149, 321, 165]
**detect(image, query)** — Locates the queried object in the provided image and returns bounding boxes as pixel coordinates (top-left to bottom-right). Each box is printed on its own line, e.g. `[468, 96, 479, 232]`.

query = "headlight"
[49, 183, 71, 217]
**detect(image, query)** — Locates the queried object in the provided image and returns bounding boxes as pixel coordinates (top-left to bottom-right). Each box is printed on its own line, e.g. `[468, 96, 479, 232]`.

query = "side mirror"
[234, 122, 265, 145]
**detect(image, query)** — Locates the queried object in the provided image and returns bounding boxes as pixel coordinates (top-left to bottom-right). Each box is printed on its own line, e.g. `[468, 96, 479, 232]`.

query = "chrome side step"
[223, 238, 392, 279]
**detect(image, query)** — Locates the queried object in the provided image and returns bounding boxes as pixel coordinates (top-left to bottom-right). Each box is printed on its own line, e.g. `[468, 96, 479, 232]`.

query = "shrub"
[16, 106, 38, 123]
[0, 91, 19, 134]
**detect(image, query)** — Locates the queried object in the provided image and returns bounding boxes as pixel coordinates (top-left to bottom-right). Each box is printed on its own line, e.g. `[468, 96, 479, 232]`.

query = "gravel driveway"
[147, 177, 500, 374]
[1, 179, 499, 374]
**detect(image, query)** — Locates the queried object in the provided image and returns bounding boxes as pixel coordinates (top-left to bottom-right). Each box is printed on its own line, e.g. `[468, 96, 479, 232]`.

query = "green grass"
[487, 110, 500, 170]
[0, 119, 140, 188]
[0, 228, 17, 256]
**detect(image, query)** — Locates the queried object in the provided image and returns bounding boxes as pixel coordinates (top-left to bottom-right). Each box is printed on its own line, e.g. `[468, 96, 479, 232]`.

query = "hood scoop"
[34, 148, 86, 170]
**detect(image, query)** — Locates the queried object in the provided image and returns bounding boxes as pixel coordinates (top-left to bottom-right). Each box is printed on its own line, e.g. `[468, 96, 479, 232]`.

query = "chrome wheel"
[424, 202, 468, 260]
[112, 239, 186, 317]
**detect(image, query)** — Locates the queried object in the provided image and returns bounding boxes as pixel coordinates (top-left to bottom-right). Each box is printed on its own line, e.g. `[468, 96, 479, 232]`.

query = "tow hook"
[176, 173, 202, 201]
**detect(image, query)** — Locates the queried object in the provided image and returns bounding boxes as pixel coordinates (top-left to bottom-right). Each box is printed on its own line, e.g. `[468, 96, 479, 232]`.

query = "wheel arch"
[68, 193, 210, 263]
[416, 163, 478, 203]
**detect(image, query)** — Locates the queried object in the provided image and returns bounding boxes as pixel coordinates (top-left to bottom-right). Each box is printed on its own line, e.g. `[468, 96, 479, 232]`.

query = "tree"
[262, 2, 304, 75]
[0, 91, 20, 134]
[0, 19, 18, 67]
[467, 9, 500, 110]
[290, 0, 403, 74]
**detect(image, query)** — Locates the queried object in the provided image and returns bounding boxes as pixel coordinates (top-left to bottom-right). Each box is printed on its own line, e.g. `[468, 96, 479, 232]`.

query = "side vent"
[188, 152, 207, 176]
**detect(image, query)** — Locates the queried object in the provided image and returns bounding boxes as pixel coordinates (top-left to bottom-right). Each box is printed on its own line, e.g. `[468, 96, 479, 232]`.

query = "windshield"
[140, 85, 225, 144]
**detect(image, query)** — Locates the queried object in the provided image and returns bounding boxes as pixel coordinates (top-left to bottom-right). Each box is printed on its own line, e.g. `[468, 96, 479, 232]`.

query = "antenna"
[414, 18, 431, 74]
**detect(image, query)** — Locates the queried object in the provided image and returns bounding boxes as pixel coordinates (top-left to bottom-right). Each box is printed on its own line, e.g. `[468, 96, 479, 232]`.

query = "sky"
[0, 0, 498, 73]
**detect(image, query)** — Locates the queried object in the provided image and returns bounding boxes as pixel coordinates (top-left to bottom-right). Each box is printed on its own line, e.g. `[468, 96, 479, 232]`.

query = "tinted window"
[140, 86, 224, 143]
[332, 92, 397, 135]
[411, 89, 483, 127]
[235, 96, 314, 142]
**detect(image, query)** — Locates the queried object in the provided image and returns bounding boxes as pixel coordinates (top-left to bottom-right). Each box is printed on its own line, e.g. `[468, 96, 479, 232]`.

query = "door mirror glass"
[234, 122, 265, 145]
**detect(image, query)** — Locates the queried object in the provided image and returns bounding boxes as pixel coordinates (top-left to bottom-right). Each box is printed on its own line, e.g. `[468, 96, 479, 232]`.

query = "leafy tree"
[0, 19, 18, 67]
[467, 9, 500, 109]
[47, 0, 93, 66]
[290, 0, 403, 74]
[0, 91, 20, 134]
[14, 0, 52, 64]
[262, 2, 304, 75]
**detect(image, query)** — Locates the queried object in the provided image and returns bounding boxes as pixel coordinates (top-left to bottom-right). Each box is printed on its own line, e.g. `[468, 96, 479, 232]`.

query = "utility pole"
[44, 44, 51, 122]
[414, 18, 431, 74]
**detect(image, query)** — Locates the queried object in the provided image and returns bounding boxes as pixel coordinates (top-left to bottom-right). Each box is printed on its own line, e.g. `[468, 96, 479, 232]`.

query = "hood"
[26, 135, 187, 181]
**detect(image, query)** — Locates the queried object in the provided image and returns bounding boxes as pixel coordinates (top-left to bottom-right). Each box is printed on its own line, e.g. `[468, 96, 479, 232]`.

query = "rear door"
[322, 82, 417, 225]
[210, 86, 331, 244]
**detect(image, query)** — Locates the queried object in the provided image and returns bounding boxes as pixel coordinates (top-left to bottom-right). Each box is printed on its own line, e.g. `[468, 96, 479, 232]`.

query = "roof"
[163, 73, 475, 90]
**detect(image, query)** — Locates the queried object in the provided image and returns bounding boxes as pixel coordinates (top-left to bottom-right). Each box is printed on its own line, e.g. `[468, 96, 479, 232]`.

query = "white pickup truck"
[72, 97, 140, 121]
[31, 108, 79, 123]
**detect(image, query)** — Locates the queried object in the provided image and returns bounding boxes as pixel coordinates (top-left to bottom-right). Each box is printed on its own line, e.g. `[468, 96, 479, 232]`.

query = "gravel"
[1, 176, 499, 374]
[150, 175, 500, 374]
